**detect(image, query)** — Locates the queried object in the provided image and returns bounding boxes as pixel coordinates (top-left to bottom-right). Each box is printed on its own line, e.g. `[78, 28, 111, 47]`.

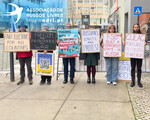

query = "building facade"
[67, 0, 108, 28]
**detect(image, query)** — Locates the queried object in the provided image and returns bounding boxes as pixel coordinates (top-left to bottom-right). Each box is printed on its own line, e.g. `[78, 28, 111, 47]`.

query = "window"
[91, 7, 96, 9]
[84, 0, 89, 3]
[97, 13, 103, 15]
[97, 7, 103, 9]
[91, 0, 96, 3]
[84, 7, 89, 9]
[97, 0, 102, 3]
[78, 0, 83, 3]
[91, 13, 96, 15]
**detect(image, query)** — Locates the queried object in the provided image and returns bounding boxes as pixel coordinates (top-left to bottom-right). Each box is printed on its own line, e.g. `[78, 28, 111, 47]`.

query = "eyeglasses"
[66, 26, 71, 28]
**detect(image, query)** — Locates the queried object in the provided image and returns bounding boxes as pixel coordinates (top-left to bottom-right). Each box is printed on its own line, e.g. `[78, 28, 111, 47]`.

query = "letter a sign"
[134, 6, 142, 15]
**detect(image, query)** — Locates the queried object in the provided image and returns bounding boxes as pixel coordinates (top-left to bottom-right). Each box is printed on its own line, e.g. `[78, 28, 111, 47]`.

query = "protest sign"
[4, 32, 30, 52]
[124, 33, 145, 59]
[31, 31, 57, 50]
[103, 33, 122, 57]
[81, 29, 100, 53]
[117, 60, 131, 81]
[35, 52, 54, 76]
[57, 29, 80, 58]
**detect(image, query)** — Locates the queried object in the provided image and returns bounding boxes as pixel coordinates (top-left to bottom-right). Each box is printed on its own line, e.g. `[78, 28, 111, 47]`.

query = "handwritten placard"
[31, 31, 56, 50]
[117, 61, 131, 81]
[35, 52, 54, 76]
[81, 29, 100, 53]
[57, 29, 80, 58]
[125, 34, 145, 59]
[103, 33, 122, 57]
[4, 32, 30, 52]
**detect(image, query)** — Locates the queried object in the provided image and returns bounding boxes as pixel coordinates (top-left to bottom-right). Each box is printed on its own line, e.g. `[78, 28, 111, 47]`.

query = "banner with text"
[31, 31, 56, 50]
[81, 29, 100, 53]
[57, 29, 80, 58]
[117, 61, 131, 81]
[4, 32, 30, 52]
[103, 33, 122, 57]
[125, 34, 145, 59]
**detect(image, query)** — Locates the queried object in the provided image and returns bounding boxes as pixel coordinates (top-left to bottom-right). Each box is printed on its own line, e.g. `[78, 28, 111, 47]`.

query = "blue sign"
[134, 6, 142, 15]
[57, 29, 80, 58]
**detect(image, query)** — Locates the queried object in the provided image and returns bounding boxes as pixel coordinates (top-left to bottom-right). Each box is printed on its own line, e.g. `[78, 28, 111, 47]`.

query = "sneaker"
[113, 82, 117, 85]
[107, 81, 111, 84]
[29, 80, 33, 85]
[17, 80, 24, 85]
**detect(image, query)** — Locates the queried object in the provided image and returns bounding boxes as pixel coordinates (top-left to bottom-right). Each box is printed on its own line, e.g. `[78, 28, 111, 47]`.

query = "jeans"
[18, 57, 33, 81]
[63, 58, 75, 79]
[130, 58, 142, 83]
[105, 57, 119, 82]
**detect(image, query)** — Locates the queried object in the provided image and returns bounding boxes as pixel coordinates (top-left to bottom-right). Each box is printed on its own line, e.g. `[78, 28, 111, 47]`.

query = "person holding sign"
[57, 23, 75, 84]
[17, 25, 33, 85]
[101, 25, 119, 85]
[84, 25, 99, 84]
[39, 25, 52, 85]
[129, 24, 146, 88]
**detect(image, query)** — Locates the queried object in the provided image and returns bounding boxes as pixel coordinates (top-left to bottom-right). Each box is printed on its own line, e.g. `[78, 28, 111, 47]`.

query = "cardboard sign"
[124, 34, 145, 59]
[35, 52, 54, 76]
[81, 29, 100, 53]
[31, 31, 56, 50]
[4, 32, 30, 52]
[117, 61, 131, 81]
[57, 29, 80, 58]
[103, 33, 122, 57]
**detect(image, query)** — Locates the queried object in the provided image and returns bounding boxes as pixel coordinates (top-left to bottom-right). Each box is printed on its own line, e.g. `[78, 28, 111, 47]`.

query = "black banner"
[31, 31, 57, 50]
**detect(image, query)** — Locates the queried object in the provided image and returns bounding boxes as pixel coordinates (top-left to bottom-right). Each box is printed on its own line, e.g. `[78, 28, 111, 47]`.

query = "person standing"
[101, 25, 119, 85]
[17, 25, 33, 85]
[57, 23, 75, 84]
[84, 25, 99, 84]
[130, 24, 146, 88]
[39, 24, 53, 85]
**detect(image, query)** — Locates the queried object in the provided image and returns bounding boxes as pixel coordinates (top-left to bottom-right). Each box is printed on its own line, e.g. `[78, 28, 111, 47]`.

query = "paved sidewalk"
[0, 72, 134, 120]
[127, 73, 150, 120]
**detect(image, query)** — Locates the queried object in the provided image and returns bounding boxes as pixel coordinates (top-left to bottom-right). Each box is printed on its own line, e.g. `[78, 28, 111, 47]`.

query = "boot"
[63, 78, 68, 84]
[17, 80, 24, 85]
[130, 82, 135, 87]
[29, 80, 33, 85]
[40, 79, 45, 85]
[70, 78, 74, 84]
[138, 79, 143, 88]
[130, 73, 135, 87]
[87, 77, 91, 84]
[47, 78, 51, 85]
[92, 77, 96, 84]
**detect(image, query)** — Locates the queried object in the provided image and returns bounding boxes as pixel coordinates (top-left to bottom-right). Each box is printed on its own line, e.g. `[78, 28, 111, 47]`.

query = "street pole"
[137, 15, 139, 24]
[9, 0, 15, 82]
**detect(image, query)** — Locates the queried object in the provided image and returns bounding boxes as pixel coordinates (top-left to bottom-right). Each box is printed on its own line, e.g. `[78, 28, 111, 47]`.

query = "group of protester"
[16, 23, 146, 88]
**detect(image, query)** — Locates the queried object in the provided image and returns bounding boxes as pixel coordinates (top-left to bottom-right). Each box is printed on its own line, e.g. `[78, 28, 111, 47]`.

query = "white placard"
[81, 29, 100, 53]
[117, 61, 131, 81]
[4, 32, 30, 52]
[103, 33, 122, 57]
[125, 33, 145, 59]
